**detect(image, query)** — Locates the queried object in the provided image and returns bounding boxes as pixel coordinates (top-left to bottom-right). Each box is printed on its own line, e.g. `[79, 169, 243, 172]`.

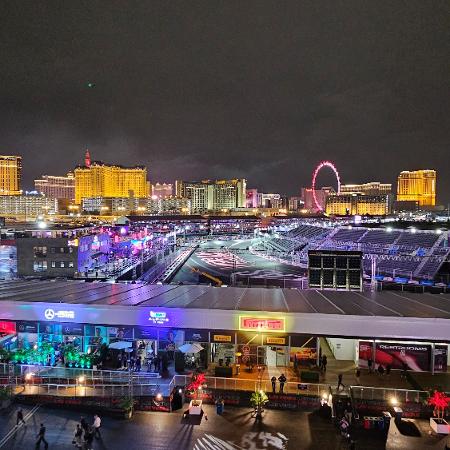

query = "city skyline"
[1, 2, 449, 200]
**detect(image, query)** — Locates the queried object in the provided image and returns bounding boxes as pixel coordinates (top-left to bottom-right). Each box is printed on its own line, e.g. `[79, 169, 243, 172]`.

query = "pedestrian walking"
[136, 356, 141, 372]
[84, 426, 94, 450]
[337, 373, 345, 391]
[73, 424, 83, 448]
[16, 408, 26, 426]
[80, 416, 88, 433]
[355, 369, 361, 385]
[35, 423, 49, 449]
[93, 414, 101, 439]
[278, 373, 287, 393]
[321, 355, 327, 372]
[344, 401, 353, 424]
[367, 358, 373, 374]
[271, 376, 277, 393]
[377, 364, 385, 376]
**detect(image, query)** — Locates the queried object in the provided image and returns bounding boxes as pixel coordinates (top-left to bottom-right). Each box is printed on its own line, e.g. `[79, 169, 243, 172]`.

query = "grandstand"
[256, 222, 450, 283]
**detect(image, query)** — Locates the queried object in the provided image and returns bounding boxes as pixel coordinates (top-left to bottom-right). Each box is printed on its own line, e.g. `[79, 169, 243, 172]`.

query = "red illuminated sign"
[239, 316, 285, 332]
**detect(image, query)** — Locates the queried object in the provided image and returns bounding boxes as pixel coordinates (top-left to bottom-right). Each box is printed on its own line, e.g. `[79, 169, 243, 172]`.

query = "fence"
[350, 385, 429, 404]
[173, 374, 331, 397]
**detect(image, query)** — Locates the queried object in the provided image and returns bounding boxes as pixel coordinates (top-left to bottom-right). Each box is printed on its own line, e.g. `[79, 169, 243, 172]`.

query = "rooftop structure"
[0, 280, 448, 341]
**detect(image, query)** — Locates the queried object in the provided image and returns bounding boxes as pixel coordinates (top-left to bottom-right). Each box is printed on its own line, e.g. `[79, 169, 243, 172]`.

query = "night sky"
[1, 2, 449, 200]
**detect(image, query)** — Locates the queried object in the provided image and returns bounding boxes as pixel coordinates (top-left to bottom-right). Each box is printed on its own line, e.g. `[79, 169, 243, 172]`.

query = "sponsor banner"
[290, 347, 317, 365]
[158, 329, 184, 351]
[211, 331, 235, 343]
[239, 316, 285, 333]
[0, 321, 16, 335]
[108, 326, 134, 340]
[434, 345, 448, 373]
[264, 336, 287, 346]
[134, 326, 158, 340]
[359, 341, 431, 372]
[61, 323, 84, 336]
[185, 329, 209, 342]
[16, 321, 38, 334]
[39, 323, 55, 334]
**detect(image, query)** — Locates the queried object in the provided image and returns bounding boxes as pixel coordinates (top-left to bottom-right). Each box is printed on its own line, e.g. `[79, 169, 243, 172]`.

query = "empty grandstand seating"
[287, 224, 329, 241]
[258, 221, 449, 282]
[396, 232, 439, 249]
[359, 229, 400, 245]
[332, 228, 367, 242]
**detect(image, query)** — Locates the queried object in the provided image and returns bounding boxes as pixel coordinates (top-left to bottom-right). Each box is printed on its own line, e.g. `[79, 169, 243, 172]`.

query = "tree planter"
[430, 418, 449, 434]
[189, 400, 202, 415]
[123, 408, 133, 420]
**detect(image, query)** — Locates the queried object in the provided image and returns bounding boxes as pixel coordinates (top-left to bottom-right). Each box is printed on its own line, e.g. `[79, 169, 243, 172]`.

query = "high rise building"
[74, 159, 149, 205]
[152, 183, 173, 198]
[0, 155, 22, 195]
[176, 179, 246, 213]
[35, 173, 75, 200]
[325, 193, 389, 216]
[246, 189, 258, 208]
[259, 193, 283, 209]
[0, 194, 57, 216]
[301, 187, 334, 212]
[288, 196, 303, 211]
[147, 196, 191, 215]
[397, 170, 436, 207]
[340, 182, 392, 196]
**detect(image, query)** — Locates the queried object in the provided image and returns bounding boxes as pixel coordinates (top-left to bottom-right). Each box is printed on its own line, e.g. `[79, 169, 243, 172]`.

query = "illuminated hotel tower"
[397, 170, 436, 207]
[74, 151, 149, 204]
[0, 155, 22, 195]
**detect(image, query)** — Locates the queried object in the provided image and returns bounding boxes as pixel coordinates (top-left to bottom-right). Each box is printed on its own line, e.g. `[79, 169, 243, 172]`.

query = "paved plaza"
[1, 402, 449, 449]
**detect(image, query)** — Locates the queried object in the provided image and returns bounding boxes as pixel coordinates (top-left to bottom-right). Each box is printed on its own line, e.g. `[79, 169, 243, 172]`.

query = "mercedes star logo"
[44, 308, 55, 320]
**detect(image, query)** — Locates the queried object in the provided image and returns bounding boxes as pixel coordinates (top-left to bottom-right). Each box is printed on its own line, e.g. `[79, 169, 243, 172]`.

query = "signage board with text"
[239, 316, 285, 333]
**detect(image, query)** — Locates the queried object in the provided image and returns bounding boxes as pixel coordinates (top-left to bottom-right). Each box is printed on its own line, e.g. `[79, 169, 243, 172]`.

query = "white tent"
[177, 343, 204, 354]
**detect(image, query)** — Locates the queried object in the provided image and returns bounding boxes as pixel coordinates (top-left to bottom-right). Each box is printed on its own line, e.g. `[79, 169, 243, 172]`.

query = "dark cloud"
[1, 1, 449, 200]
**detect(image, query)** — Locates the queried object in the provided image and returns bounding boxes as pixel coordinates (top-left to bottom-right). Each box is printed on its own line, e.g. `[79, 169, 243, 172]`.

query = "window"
[68, 262, 74, 268]
[51, 261, 56, 268]
[33, 261, 47, 272]
[50, 247, 56, 254]
[60, 247, 65, 253]
[33, 246, 47, 257]
[60, 262, 65, 268]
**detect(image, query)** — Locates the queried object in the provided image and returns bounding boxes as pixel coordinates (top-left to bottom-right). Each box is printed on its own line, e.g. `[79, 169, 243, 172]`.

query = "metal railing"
[350, 385, 429, 403]
[173, 374, 331, 397]
[10, 381, 166, 397]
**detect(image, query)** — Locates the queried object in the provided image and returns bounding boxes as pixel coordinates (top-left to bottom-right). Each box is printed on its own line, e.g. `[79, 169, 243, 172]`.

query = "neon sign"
[44, 308, 75, 320]
[149, 311, 169, 325]
[239, 316, 285, 332]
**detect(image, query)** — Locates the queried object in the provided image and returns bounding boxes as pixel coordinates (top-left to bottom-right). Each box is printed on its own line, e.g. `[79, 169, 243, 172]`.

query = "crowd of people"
[73, 414, 102, 449]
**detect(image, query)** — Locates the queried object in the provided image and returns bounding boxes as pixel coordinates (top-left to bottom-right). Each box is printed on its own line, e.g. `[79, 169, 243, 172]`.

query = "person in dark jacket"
[16, 408, 25, 426]
[271, 376, 277, 393]
[35, 423, 48, 449]
[278, 374, 287, 393]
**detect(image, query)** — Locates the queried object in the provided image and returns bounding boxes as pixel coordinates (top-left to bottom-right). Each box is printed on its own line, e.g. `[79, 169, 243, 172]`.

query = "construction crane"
[191, 267, 223, 287]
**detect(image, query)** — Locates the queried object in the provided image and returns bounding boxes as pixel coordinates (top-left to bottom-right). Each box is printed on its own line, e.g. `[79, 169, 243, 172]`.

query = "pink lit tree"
[428, 390, 450, 420]
[186, 372, 206, 399]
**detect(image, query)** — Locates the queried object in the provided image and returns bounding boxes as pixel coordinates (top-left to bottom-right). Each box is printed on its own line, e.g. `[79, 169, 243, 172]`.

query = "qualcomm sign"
[44, 308, 75, 321]
[149, 311, 169, 325]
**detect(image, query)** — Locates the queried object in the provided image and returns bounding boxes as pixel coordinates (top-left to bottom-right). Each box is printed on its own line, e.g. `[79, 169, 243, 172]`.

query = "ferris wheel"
[311, 161, 341, 212]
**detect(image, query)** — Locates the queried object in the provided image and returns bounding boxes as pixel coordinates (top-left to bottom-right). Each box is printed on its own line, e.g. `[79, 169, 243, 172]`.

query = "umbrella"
[109, 341, 133, 350]
[178, 343, 204, 354]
